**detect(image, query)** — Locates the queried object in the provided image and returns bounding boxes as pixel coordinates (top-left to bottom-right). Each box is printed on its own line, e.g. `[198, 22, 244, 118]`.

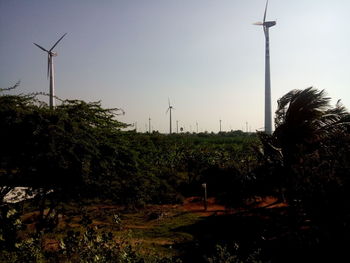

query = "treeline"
[0, 84, 258, 209]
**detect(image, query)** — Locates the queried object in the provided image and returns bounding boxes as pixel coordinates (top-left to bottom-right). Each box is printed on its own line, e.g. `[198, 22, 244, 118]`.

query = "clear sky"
[1, 0, 350, 133]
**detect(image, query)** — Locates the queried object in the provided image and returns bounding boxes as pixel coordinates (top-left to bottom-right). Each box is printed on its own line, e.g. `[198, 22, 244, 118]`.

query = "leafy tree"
[0, 84, 142, 227]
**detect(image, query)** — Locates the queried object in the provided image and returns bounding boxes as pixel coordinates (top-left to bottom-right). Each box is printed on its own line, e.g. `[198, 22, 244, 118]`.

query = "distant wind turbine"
[253, 0, 276, 134]
[166, 99, 174, 134]
[34, 33, 67, 108]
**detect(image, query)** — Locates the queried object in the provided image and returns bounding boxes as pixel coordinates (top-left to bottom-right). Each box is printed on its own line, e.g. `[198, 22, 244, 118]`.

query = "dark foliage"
[1, 85, 255, 208]
[3, 83, 349, 262]
[256, 87, 350, 259]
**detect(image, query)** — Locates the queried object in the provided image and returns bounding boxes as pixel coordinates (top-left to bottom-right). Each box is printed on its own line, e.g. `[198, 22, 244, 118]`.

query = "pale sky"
[1, 0, 350, 133]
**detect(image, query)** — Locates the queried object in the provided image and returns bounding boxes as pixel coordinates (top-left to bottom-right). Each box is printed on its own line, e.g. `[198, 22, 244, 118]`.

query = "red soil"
[180, 196, 287, 217]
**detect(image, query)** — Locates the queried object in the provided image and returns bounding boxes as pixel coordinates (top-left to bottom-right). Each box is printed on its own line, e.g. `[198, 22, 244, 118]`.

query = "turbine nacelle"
[253, 21, 276, 28]
[166, 106, 174, 114]
[265, 21, 276, 28]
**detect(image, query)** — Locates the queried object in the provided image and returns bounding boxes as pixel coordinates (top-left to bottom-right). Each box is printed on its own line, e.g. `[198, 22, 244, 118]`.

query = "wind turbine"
[34, 33, 67, 108]
[254, 0, 276, 134]
[166, 99, 174, 134]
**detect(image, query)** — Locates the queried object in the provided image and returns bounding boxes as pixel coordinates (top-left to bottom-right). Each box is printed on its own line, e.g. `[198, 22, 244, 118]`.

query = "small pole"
[149, 117, 151, 133]
[202, 183, 207, 211]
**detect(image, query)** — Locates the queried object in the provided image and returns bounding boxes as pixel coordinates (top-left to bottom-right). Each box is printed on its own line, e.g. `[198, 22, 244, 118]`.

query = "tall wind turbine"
[166, 99, 174, 134]
[254, 0, 276, 134]
[34, 33, 67, 108]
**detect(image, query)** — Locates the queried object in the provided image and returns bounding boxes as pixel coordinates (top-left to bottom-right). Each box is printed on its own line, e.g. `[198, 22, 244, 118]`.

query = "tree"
[256, 87, 350, 256]
[0, 84, 139, 228]
[273, 87, 349, 166]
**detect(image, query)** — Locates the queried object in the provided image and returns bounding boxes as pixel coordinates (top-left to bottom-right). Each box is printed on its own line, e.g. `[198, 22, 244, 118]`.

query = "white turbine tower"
[254, 0, 276, 134]
[166, 99, 174, 134]
[34, 33, 67, 108]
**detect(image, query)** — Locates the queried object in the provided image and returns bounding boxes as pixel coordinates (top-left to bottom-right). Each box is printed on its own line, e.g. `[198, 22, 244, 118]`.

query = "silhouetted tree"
[256, 87, 350, 257]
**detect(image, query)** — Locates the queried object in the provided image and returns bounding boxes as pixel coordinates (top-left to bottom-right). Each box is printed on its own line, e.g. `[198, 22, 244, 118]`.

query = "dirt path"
[180, 196, 286, 216]
[181, 197, 226, 216]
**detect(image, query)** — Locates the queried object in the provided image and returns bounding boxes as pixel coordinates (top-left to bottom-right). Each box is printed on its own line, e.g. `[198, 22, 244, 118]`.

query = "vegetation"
[1, 83, 349, 262]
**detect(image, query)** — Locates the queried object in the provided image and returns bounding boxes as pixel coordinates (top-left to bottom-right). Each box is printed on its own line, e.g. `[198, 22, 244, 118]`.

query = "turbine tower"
[34, 33, 67, 108]
[254, 0, 276, 134]
[166, 99, 174, 134]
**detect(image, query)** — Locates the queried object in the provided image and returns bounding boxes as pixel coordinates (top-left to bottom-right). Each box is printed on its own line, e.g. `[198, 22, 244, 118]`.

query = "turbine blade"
[253, 22, 263, 25]
[34, 43, 49, 53]
[168, 98, 171, 107]
[263, 0, 268, 23]
[47, 55, 50, 79]
[49, 33, 67, 52]
[166, 108, 169, 114]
